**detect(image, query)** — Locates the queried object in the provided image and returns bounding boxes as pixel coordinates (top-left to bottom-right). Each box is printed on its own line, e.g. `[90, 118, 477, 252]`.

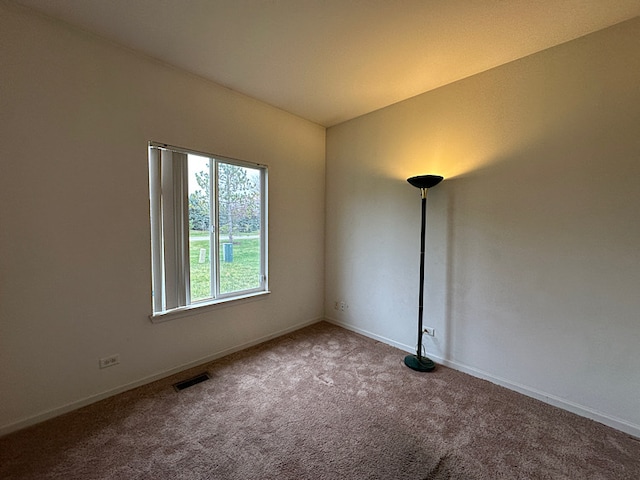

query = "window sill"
[149, 290, 270, 323]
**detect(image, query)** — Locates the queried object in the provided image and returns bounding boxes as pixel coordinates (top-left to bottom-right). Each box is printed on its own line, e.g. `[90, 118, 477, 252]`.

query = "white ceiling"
[15, 0, 640, 127]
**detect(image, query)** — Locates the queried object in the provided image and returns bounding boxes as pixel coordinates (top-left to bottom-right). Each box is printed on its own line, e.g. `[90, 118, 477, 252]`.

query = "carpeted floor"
[1, 321, 639, 479]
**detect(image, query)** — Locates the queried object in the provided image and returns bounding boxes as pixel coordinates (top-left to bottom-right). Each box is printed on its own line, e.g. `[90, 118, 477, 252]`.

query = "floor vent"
[173, 372, 211, 392]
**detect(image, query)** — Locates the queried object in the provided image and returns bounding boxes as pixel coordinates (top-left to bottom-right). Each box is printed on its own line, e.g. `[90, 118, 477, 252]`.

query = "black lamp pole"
[404, 175, 443, 372]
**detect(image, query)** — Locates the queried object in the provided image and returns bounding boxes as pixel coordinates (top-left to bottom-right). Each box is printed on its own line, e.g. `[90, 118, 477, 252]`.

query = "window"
[149, 142, 268, 318]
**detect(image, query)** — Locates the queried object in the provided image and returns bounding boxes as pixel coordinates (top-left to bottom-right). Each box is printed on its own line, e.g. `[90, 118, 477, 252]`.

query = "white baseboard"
[325, 317, 640, 439]
[0, 317, 323, 437]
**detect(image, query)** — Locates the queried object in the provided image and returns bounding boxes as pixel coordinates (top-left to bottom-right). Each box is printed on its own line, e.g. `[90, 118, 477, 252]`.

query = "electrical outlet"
[334, 301, 348, 311]
[99, 354, 120, 369]
[423, 327, 435, 337]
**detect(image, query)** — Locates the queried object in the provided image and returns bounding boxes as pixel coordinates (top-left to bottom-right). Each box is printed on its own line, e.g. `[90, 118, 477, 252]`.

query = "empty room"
[1, 1, 639, 478]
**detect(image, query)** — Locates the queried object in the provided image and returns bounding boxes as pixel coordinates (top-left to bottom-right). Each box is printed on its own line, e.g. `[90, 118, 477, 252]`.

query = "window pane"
[149, 142, 267, 317]
[217, 162, 262, 294]
[188, 154, 212, 302]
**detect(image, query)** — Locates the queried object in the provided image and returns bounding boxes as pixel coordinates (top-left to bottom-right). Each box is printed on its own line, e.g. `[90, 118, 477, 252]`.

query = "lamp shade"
[407, 175, 443, 189]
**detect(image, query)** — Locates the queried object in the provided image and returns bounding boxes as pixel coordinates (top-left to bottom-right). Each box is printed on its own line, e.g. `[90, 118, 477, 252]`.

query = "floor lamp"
[404, 174, 443, 372]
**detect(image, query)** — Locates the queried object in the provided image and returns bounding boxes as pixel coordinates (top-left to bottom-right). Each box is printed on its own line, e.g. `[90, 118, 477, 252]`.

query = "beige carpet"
[1, 321, 639, 479]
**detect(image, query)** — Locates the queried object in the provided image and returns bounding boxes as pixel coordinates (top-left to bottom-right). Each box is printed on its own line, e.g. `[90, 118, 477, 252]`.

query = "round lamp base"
[404, 354, 436, 372]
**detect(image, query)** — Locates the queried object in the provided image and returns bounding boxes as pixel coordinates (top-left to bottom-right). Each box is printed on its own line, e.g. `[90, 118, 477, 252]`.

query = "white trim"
[149, 141, 268, 169]
[148, 147, 163, 313]
[258, 167, 268, 291]
[437, 358, 640, 440]
[150, 290, 270, 323]
[325, 317, 640, 439]
[0, 317, 323, 437]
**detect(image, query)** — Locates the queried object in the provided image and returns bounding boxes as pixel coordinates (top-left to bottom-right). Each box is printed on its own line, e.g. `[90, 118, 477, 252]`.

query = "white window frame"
[149, 142, 268, 321]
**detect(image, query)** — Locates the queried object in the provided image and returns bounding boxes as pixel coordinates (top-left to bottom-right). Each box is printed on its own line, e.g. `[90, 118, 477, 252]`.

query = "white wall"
[0, 2, 325, 434]
[326, 18, 640, 437]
